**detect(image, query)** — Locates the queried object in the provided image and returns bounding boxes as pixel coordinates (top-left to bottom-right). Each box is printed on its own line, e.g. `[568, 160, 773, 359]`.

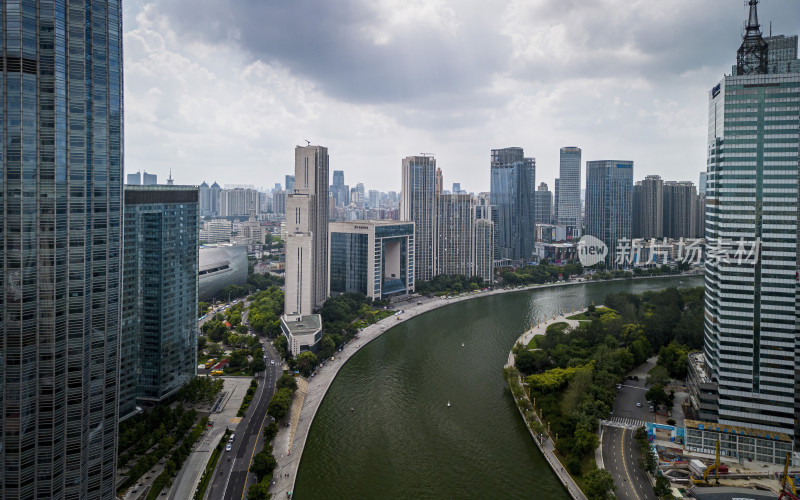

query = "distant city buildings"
[401, 155, 438, 281]
[472, 195, 495, 283]
[328, 220, 415, 300]
[585, 160, 633, 267]
[662, 181, 698, 239]
[121, 186, 199, 419]
[220, 186, 259, 217]
[126, 170, 158, 185]
[632, 175, 664, 239]
[285, 174, 295, 193]
[557, 147, 582, 239]
[490, 147, 536, 263]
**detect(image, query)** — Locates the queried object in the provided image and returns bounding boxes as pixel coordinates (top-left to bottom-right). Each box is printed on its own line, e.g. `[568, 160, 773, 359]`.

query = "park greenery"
[147, 416, 208, 499]
[499, 261, 583, 286]
[511, 287, 702, 478]
[247, 287, 284, 336]
[415, 274, 486, 296]
[267, 375, 299, 421]
[237, 379, 259, 417]
[584, 468, 616, 500]
[177, 377, 224, 405]
[117, 407, 199, 494]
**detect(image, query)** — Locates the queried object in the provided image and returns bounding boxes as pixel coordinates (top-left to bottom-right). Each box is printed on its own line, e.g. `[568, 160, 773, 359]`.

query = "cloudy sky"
[123, 0, 799, 193]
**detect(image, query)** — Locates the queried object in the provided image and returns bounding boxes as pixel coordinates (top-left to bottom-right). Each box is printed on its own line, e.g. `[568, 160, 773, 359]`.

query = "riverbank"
[505, 309, 591, 500]
[269, 272, 701, 497]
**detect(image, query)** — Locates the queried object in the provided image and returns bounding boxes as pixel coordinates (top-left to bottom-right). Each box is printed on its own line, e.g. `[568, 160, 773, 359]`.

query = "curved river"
[294, 276, 702, 499]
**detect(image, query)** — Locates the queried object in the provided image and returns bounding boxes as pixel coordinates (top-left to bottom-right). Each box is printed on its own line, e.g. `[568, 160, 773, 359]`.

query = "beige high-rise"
[284, 145, 330, 315]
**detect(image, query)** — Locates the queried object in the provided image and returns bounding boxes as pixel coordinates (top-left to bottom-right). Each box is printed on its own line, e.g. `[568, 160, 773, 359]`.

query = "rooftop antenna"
[305, 139, 311, 146]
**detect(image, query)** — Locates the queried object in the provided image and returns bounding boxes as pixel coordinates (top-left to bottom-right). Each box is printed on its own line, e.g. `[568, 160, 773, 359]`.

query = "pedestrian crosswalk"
[601, 417, 646, 430]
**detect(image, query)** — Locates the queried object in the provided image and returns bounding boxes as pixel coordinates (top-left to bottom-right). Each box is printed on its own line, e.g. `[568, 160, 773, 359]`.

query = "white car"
[225, 444, 232, 452]
[270, 359, 275, 365]
[636, 402, 642, 407]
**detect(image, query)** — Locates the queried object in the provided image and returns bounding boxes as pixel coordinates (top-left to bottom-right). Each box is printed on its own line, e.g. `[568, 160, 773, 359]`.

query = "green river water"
[294, 276, 703, 499]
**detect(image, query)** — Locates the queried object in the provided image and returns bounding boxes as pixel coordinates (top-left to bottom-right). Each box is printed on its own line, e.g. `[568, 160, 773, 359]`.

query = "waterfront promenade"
[505, 309, 589, 500]
[268, 273, 699, 497]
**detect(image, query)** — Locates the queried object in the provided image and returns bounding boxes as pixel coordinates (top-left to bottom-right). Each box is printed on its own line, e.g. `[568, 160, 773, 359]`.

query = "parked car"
[225, 444, 232, 452]
[636, 402, 642, 407]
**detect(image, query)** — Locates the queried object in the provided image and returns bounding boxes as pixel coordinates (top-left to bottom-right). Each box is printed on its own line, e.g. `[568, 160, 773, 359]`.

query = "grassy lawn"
[526, 336, 538, 349]
[546, 322, 570, 334]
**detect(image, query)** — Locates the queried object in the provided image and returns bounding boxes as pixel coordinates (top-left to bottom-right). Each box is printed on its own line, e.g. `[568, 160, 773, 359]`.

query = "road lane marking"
[620, 429, 640, 500]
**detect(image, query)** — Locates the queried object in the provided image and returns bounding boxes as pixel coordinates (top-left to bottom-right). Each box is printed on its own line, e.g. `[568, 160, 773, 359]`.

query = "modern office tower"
[369, 190, 380, 209]
[127, 171, 142, 185]
[220, 187, 259, 217]
[328, 221, 415, 300]
[355, 182, 366, 208]
[535, 182, 553, 225]
[662, 181, 697, 239]
[258, 191, 269, 213]
[436, 194, 474, 276]
[434, 167, 444, 195]
[585, 160, 634, 267]
[401, 155, 438, 281]
[557, 147, 582, 239]
[198, 245, 248, 302]
[490, 147, 536, 262]
[120, 186, 198, 421]
[285, 175, 295, 194]
[632, 175, 664, 239]
[142, 171, 158, 185]
[699, 1, 800, 442]
[285, 145, 330, 315]
[331, 170, 349, 207]
[698, 171, 708, 196]
[199, 181, 211, 216]
[0, 2, 124, 497]
[452, 182, 462, 194]
[273, 189, 287, 214]
[553, 178, 560, 223]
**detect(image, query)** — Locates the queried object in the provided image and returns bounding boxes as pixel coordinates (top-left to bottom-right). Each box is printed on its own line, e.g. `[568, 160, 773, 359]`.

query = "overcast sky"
[123, 0, 800, 193]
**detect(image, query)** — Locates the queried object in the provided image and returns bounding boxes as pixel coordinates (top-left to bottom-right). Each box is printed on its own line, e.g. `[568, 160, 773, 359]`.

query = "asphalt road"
[207, 342, 281, 500]
[602, 426, 657, 500]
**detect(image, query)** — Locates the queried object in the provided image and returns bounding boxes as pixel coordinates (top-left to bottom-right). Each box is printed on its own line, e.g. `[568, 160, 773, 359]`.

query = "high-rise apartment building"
[210, 182, 222, 216]
[0, 2, 124, 497]
[436, 194, 474, 276]
[553, 178, 560, 223]
[120, 186, 199, 419]
[285, 145, 330, 314]
[699, 1, 800, 443]
[662, 181, 697, 239]
[698, 171, 708, 196]
[632, 175, 664, 239]
[401, 156, 437, 281]
[434, 167, 444, 195]
[490, 148, 536, 262]
[535, 182, 553, 225]
[220, 187, 259, 217]
[558, 147, 582, 239]
[585, 161, 634, 267]
[285, 175, 295, 193]
[272, 189, 287, 215]
[369, 190, 380, 209]
[472, 195, 495, 283]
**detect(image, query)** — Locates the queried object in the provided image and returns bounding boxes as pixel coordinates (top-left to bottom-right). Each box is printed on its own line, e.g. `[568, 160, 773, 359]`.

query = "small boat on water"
[461, 343, 464, 347]
[447, 401, 451, 407]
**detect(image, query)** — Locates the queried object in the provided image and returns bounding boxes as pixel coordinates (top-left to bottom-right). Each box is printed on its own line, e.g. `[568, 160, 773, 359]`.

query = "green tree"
[646, 365, 671, 387]
[585, 468, 616, 500]
[206, 343, 223, 358]
[318, 335, 336, 360]
[249, 449, 277, 481]
[246, 480, 271, 500]
[198, 301, 209, 317]
[645, 384, 669, 409]
[250, 358, 266, 373]
[197, 336, 207, 351]
[236, 324, 249, 334]
[267, 387, 294, 420]
[263, 421, 279, 442]
[295, 351, 318, 377]
[276, 374, 298, 391]
[653, 475, 672, 498]
[228, 350, 248, 371]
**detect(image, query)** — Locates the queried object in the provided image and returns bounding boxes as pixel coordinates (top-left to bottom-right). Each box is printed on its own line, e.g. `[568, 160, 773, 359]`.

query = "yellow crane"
[779, 452, 798, 500]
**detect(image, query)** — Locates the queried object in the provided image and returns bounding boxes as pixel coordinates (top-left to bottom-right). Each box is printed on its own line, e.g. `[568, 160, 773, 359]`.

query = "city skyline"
[122, 1, 800, 193]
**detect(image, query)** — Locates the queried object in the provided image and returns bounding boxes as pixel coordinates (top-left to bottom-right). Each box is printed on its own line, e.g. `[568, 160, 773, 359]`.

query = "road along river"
[294, 276, 702, 499]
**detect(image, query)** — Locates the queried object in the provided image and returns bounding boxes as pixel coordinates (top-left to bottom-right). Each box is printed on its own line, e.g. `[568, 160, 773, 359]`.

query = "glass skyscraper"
[585, 160, 634, 267]
[120, 186, 199, 419]
[490, 147, 536, 262]
[0, 1, 124, 497]
[557, 147, 582, 238]
[701, 1, 800, 440]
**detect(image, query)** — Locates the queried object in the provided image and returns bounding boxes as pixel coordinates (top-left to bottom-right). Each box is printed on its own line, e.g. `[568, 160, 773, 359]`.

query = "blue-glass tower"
[490, 147, 536, 262]
[0, 1, 124, 498]
[585, 160, 633, 267]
